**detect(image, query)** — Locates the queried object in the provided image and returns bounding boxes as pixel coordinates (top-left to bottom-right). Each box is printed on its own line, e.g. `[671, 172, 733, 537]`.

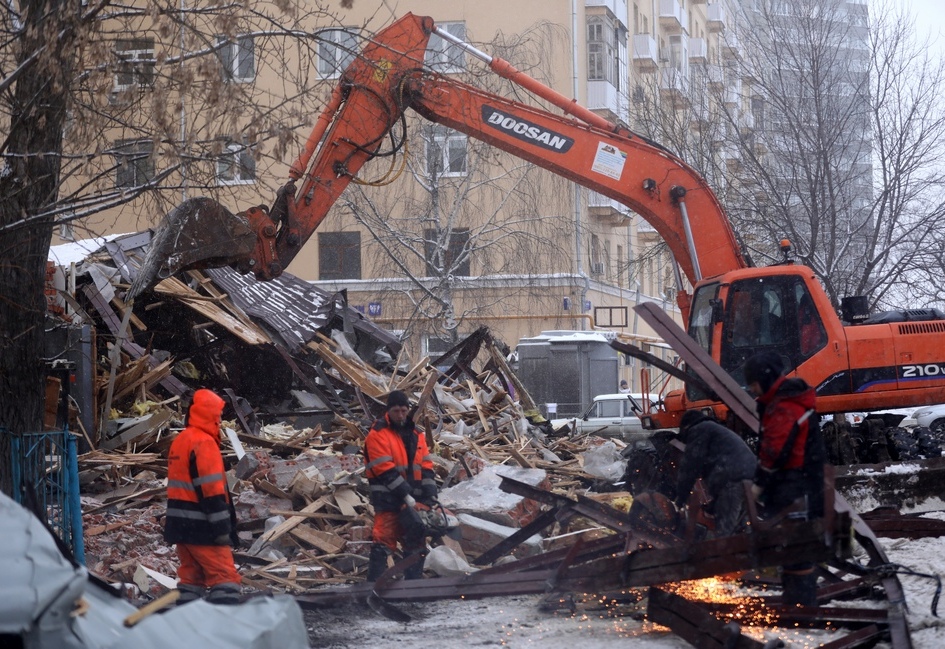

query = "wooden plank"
[99, 409, 173, 451]
[633, 301, 760, 431]
[83, 285, 188, 396]
[289, 524, 347, 554]
[258, 497, 328, 545]
[111, 295, 148, 331]
[332, 488, 362, 518]
[111, 358, 173, 402]
[153, 276, 271, 346]
[306, 341, 387, 399]
[253, 478, 294, 501]
[467, 379, 491, 432]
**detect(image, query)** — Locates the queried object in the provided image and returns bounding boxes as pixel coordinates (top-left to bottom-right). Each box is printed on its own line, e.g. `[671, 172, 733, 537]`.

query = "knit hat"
[386, 390, 411, 409]
[744, 351, 786, 394]
[678, 409, 708, 435]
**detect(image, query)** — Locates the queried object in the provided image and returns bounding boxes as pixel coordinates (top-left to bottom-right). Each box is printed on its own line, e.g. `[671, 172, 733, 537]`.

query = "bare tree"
[0, 0, 349, 494]
[723, 0, 945, 310]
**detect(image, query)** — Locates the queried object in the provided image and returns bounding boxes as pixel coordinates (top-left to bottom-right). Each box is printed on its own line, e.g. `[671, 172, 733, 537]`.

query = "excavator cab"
[685, 273, 829, 402]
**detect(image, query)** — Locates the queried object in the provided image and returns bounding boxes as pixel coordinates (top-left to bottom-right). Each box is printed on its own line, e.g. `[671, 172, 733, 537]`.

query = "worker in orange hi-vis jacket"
[363, 390, 437, 581]
[164, 388, 241, 604]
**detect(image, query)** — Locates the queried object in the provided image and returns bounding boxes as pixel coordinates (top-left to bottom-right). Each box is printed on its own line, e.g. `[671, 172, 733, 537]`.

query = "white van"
[550, 393, 659, 441]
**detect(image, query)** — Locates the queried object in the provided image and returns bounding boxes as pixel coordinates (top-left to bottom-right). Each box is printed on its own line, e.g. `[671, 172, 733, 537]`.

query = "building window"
[114, 139, 154, 188]
[114, 38, 155, 90]
[216, 140, 255, 185]
[426, 21, 466, 73]
[216, 35, 255, 83]
[424, 228, 470, 277]
[318, 28, 358, 78]
[751, 96, 766, 131]
[425, 126, 467, 177]
[587, 15, 620, 87]
[318, 231, 361, 280]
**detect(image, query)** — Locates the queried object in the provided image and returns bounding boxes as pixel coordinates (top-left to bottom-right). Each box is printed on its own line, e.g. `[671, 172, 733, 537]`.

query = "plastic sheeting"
[0, 491, 310, 648]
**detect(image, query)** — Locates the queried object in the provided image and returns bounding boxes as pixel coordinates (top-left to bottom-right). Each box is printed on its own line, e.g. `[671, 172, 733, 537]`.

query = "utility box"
[515, 330, 618, 418]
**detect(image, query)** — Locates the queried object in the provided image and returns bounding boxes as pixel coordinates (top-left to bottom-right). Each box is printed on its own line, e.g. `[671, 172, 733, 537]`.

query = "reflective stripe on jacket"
[164, 389, 233, 545]
[364, 412, 435, 512]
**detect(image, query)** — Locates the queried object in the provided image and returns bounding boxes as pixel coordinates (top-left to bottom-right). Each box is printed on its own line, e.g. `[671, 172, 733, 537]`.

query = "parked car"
[912, 403, 945, 432]
[550, 393, 661, 442]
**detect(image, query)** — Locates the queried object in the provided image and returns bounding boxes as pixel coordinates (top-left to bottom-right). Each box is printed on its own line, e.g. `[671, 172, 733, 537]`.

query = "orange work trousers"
[176, 543, 241, 589]
[372, 510, 424, 553]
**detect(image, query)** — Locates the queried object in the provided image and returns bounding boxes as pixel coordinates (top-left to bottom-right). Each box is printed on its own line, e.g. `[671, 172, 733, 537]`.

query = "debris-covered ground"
[35, 233, 945, 648]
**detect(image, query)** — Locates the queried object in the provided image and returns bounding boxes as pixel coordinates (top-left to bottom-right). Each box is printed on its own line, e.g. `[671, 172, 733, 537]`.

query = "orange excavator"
[129, 13, 945, 429]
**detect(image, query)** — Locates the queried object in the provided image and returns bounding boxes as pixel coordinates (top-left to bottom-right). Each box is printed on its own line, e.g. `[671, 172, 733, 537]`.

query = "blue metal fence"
[9, 429, 85, 564]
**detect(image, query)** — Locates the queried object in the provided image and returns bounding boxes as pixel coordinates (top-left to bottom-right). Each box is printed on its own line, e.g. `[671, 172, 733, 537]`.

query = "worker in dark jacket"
[364, 390, 437, 581]
[164, 389, 241, 604]
[674, 410, 756, 537]
[745, 351, 826, 606]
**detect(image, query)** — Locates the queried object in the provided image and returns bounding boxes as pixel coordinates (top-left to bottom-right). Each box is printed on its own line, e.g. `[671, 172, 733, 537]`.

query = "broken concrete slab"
[455, 513, 544, 559]
[439, 465, 550, 528]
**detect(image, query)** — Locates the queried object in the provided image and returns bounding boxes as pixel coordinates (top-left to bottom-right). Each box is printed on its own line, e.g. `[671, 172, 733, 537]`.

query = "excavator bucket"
[127, 197, 257, 300]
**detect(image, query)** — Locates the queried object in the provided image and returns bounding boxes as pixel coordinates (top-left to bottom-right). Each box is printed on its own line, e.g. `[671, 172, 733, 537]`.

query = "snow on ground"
[305, 502, 945, 648]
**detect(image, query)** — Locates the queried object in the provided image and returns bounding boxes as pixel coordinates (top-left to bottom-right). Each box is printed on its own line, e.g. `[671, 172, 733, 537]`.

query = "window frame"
[425, 126, 468, 177]
[114, 139, 155, 189]
[216, 34, 255, 83]
[423, 227, 471, 277]
[425, 21, 466, 73]
[318, 231, 362, 280]
[216, 140, 256, 186]
[114, 38, 155, 91]
[317, 27, 359, 79]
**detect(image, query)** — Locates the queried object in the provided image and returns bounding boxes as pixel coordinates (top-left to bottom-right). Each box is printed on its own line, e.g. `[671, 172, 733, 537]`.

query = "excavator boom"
[130, 13, 744, 303]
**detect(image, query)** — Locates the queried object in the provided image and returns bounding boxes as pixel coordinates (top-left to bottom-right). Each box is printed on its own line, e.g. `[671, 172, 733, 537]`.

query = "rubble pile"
[44, 232, 636, 596]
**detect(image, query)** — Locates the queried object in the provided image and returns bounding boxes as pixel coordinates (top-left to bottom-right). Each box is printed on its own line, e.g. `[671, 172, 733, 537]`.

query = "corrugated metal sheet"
[206, 268, 330, 352]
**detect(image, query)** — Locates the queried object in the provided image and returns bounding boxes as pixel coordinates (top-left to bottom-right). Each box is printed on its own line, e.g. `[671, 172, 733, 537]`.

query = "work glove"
[214, 534, 232, 546]
[403, 494, 417, 509]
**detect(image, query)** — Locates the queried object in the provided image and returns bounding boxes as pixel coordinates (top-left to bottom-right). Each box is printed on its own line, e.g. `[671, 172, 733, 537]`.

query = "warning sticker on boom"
[592, 142, 627, 180]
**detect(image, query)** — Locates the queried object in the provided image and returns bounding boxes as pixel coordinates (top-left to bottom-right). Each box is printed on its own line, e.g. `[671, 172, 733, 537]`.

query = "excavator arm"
[129, 12, 745, 308]
[129, 12, 945, 428]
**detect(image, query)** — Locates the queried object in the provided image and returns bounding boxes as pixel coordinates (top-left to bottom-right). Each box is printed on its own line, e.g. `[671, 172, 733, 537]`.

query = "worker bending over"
[364, 390, 438, 581]
[674, 410, 756, 537]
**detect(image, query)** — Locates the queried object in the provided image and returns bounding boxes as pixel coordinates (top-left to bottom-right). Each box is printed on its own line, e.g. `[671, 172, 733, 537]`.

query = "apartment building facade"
[57, 0, 761, 393]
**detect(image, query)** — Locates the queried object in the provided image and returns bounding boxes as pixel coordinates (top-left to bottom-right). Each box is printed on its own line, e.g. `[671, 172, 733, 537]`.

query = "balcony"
[585, 0, 629, 26]
[723, 79, 742, 107]
[690, 101, 711, 129]
[706, 63, 724, 90]
[588, 190, 632, 225]
[632, 33, 659, 72]
[689, 37, 707, 63]
[722, 32, 742, 59]
[659, 0, 686, 35]
[660, 67, 690, 107]
[740, 109, 755, 131]
[707, 3, 726, 33]
[587, 80, 629, 123]
[718, 141, 741, 171]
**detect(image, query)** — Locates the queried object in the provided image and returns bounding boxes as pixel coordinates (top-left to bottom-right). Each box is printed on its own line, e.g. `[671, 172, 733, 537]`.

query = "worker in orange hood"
[164, 388, 241, 604]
